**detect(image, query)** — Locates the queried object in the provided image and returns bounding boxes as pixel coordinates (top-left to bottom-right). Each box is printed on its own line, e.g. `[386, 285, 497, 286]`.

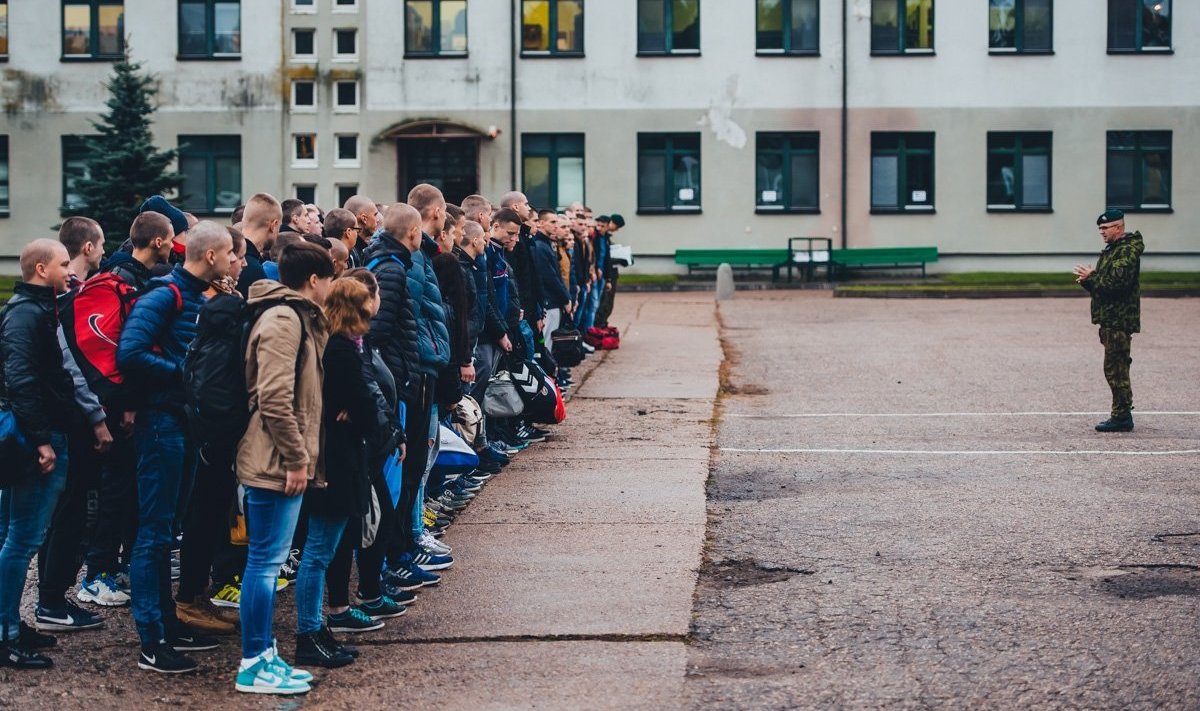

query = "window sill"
[1117, 206, 1173, 214]
[987, 206, 1054, 213]
[178, 55, 243, 61]
[333, 107, 361, 114]
[637, 208, 703, 215]
[331, 56, 360, 63]
[291, 106, 317, 114]
[636, 50, 701, 57]
[520, 51, 586, 59]
[755, 49, 820, 57]
[870, 207, 936, 215]
[756, 207, 821, 215]
[988, 49, 1054, 55]
[292, 163, 319, 170]
[404, 52, 469, 59]
[870, 49, 936, 57]
[61, 55, 123, 63]
[1107, 47, 1173, 55]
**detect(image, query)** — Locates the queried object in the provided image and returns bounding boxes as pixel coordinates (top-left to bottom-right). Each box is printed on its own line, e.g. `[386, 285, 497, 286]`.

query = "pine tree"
[61, 54, 183, 251]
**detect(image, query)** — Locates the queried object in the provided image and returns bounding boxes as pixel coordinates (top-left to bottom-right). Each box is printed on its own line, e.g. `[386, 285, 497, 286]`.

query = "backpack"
[551, 323, 586, 367]
[182, 294, 307, 456]
[58, 272, 182, 410]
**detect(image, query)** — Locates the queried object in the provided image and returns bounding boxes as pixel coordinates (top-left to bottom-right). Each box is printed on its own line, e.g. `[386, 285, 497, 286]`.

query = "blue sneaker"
[480, 445, 510, 466]
[77, 572, 131, 607]
[235, 650, 310, 695]
[358, 596, 407, 621]
[409, 549, 454, 572]
[35, 601, 104, 632]
[387, 558, 441, 588]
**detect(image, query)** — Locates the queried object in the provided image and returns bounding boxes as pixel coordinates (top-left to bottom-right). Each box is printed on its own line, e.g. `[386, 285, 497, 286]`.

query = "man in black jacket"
[499, 192, 545, 338]
[236, 193, 282, 298]
[532, 216, 572, 345]
[0, 239, 100, 669]
[366, 205, 422, 403]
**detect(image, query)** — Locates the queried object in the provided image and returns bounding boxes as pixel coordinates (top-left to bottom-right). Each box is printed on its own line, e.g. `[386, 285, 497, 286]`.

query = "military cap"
[610, 214, 626, 228]
[1096, 208, 1125, 225]
[596, 215, 611, 223]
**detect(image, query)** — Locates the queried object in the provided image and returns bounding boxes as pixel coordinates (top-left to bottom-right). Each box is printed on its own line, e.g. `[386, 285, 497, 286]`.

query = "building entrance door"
[397, 136, 479, 205]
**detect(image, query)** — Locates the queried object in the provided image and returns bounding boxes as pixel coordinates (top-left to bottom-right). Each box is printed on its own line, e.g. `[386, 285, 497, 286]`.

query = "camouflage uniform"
[1081, 231, 1143, 419]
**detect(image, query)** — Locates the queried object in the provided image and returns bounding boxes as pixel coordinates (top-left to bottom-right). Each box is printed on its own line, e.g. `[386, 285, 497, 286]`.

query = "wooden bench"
[828, 246, 939, 278]
[674, 249, 791, 281]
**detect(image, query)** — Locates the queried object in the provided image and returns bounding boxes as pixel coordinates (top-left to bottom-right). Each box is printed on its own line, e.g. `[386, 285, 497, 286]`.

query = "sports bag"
[483, 368, 525, 418]
[551, 323, 586, 367]
[520, 359, 564, 424]
[451, 395, 484, 446]
[361, 485, 382, 548]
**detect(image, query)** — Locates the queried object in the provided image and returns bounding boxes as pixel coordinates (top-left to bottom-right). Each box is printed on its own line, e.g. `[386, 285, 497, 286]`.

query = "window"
[637, 133, 700, 212]
[1108, 0, 1170, 52]
[336, 134, 359, 165]
[405, 0, 468, 57]
[337, 184, 358, 207]
[292, 29, 315, 59]
[334, 28, 357, 59]
[334, 0, 358, 11]
[1107, 131, 1171, 211]
[756, 0, 818, 55]
[335, 80, 358, 111]
[870, 132, 934, 212]
[291, 80, 315, 111]
[756, 132, 819, 213]
[989, 0, 1051, 52]
[0, 136, 9, 215]
[871, 0, 933, 54]
[62, 136, 93, 210]
[521, 0, 583, 55]
[178, 135, 241, 214]
[293, 134, 317, 166]
[0, 1, 8, 59]
[179, 0, 240, 58]
[638, 0, 699, 55]
[522, 134, 584, 210]
[295, 184, 316, 203]
[291, 0, 314, 12]
[987, 132, 1051, 211]
[63, 1, 125, 59]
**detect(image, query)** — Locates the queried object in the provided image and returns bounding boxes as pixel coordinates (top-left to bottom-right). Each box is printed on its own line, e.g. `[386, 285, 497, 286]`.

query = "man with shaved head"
[343, 194, 379, 264]
[323, 208, 363, 268]
[498, 191, 544, 342]
[461, 194, 493, 231]
[407, 183, 447, 247]
[238, 193, 282, 298]
[118, 220, 236, 674]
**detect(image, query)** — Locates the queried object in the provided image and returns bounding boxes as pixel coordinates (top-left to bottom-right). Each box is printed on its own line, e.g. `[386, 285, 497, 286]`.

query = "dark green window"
[756, 0, 818, 55]
[178, 135, 241, 214]
[63, 1, 124, 59]
[62, 136, 93, 210]
[756, 132, 819, 212]
[521, 0, 583, 56]
[637, 133, 701, 213]
[523, 134, 585, 211]
[987, 132, 1051, 211]
[871, 0, 933, 54]
[989, 0, 1051, 52]
[0, 1, 9, 59]
[179, 0, 240, 58]
[1106, 131, 1170, 211]
[0, 136, 9, 215]
[405, 0, 468, 57]
[637, 0, 700, 55]
[1108, 0, 1170, 52]
[871, 132, 934, 212]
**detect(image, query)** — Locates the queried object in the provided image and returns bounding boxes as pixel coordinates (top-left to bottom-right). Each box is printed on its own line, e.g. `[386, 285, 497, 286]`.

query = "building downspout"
[510, 0, 518, 188]
[839, 0, 848, 249]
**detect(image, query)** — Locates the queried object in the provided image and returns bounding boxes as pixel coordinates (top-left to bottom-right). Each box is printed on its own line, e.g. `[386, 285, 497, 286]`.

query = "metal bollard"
[716, 263, 735, 300]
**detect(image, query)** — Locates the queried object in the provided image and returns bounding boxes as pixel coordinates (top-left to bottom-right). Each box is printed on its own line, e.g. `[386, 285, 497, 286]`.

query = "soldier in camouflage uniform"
[1074, 208, 1143, 432]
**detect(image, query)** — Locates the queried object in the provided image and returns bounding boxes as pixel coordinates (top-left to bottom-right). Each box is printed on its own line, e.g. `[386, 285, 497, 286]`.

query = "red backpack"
[59, 272, 181, 408]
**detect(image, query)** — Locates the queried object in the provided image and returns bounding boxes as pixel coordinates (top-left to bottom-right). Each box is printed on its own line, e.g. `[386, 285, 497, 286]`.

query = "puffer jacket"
[237, 280, 330, 492]
[0, 283, 78, 446]
[117, 264, 209, 415]
[365, 231, 420, 400]
[532, 232, 570, 309]
[101, 251, 154, 291]
[410, 234, 451, 375]
[1082, 231, 1144, 334]
[453, 246, 485, 345]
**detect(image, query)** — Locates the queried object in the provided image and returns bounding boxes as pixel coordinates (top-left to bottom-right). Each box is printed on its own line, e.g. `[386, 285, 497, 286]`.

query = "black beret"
[1097, 208, 1125, 225]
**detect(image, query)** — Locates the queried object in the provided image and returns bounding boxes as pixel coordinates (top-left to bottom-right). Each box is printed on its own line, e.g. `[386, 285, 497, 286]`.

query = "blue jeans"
[295, 513, 346, 635]
[0, 433, 68, 640]
[131, 411, 194, 645]
[518, 320, 537, 359]
[411, 404, 439, 541]
[241, 486, 303, 658]
[581, 278, 604, 332]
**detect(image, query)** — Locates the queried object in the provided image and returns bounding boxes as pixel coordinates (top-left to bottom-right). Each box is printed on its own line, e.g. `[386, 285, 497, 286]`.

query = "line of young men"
[0, 185, 624, 695]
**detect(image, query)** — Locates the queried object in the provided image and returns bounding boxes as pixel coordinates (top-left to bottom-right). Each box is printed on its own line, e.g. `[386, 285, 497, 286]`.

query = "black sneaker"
[34, 601, 104, 632]
[295, 631, 354, 669]
[138, 641, 198, 674]
[1095, 415, 1134, 432]
[166, 624, 220, 651]
[318, 625, 360, 659]
[19, 622, 56, 649]
[0, 639, 52, 669]
[280, 549, 302, 582]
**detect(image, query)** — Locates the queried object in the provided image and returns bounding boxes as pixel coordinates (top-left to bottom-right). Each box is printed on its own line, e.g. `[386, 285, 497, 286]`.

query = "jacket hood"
[101, 250, 146, 271]
[365, 230, 413, 264]
[1127, 231, 1145, 255]
[247, 279, 320, 310]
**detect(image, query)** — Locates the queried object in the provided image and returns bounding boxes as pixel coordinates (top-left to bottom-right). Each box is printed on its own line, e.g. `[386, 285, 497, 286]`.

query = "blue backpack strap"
[367, 255, 402, 272]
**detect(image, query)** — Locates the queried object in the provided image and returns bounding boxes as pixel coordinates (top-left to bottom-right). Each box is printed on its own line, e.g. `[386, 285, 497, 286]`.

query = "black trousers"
[176, 449, 239, 602]
[389, 375, 436, 561]
[83, 433, 138, 577]
[339, 474, 394, 603]
[38, 422, 104, 608]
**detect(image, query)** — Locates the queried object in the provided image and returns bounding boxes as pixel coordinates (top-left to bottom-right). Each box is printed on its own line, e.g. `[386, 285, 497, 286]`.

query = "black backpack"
[183, 294, 307, 457]
[550, 323, 586, 367]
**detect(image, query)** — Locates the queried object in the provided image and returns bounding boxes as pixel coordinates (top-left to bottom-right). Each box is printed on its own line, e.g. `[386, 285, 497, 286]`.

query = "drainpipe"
[839, 0, 848, 249]
[510, 0, 518, 188]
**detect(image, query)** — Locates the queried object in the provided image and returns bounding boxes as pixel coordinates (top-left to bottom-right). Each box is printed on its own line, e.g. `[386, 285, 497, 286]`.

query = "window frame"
[1107, 0, 1172, 54]
[335, 134, 360, 167]
[1106, 130, 1172, 212]
[755, 0, 820, 56]
[0, 135, 10, 216]
[0, 1, 9, 62]
[291, 79, 316, 112]
[177, 134, 242, 215]
[295, 184, 317, 204]
[521, 0, 585, 57]
[988, 0, 1054, 54]
[332, 0, 359, 12]
[333, 80, 359, 112]
[333, 28, 358, 61]
[636, 132, 702, 214]
[521, 133, 586, 211]
[986, 131, 1053, 213]
[61, 1, 126, 61]
[290, 0, 316, 14]
[870, 0, 935, 56]
[870, 131, 935, 214]
[292, 28, 316, 61]
[336, 184, 359, 208]
[755, 131, 820, 214]
[637, 0, 701, 57]
[177, 0, 241, 60]
[404, 0, 470, 58]
[61, 135, 94, 211]
[292, 133, 318, 168]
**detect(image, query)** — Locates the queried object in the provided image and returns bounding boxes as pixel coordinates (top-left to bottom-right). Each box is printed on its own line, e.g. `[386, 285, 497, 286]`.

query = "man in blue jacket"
[532, 215, 571, 345]
[117, 222, 238, 675]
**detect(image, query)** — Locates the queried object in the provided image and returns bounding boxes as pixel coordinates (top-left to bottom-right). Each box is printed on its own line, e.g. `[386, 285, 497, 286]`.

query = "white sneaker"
[418, 531, 452, 556]
[235, 649, 311, 695]
[77, 573, 131, 607]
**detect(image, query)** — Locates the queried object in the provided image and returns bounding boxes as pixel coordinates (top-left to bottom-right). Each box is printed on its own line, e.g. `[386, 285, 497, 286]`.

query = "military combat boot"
[1095, 415, 1134, 432]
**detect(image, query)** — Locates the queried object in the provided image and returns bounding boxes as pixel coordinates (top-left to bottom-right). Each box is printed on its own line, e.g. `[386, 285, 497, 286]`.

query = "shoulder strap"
[367, 254, 403, 272]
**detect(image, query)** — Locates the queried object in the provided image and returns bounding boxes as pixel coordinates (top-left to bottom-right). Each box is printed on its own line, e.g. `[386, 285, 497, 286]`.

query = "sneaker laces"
[95, 573, 122, 594]
[349, 607, 376, 624]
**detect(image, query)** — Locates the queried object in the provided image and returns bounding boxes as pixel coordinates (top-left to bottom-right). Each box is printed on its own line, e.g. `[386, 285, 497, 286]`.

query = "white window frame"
[291, 0, 317, 14]
[332, 0, 359, 13]
[292, 133, 318, 168]
[291, 80, 317, 112]
[292, 28, 317, 63]
[333, 28, 358, 61]
[333, 80, 359, 113]
[335, 134, 360, 167]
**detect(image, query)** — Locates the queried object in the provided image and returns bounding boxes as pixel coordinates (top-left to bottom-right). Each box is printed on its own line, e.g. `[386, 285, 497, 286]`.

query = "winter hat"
[140, 196, 189, 236]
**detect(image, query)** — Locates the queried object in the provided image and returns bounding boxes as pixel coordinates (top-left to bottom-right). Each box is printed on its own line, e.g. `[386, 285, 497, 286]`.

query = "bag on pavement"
[551, 323, 586, 367]
[483, 368, 525, 418]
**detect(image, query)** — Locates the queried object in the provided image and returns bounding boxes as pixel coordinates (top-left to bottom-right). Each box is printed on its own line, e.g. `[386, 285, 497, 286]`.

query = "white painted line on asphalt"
[722, 447, 1200, 456]
[726, 411, 1200, 419]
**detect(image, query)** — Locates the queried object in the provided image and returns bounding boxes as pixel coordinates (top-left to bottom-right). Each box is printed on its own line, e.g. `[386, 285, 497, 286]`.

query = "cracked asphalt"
[687, 293, 1200, 710]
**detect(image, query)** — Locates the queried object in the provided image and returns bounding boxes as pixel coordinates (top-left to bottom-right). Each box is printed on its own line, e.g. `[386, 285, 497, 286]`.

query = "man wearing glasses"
[1074, 208, 1144, 433]
[324, 208, 367, 269]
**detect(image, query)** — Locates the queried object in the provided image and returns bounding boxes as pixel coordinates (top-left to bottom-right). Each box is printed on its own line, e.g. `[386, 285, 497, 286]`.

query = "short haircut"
[499, 191, 527, 209]
[462, 220, 484, 248]
[343, 194, 376, 217]
[461, 194, 491, 222]
[231, 205, 246, 225]
[444, 203, 464, 234]
[185, 221, 232, 262]
[281, 199, 307, 228]
[538, 209, 557, 220]
[384, 203, 422, 238]
[129, 212, 172, 250]
[270, 232, 304, 260]
[341, 267, 379, 298]
[493, 208, 521, 226]
[278, 241, 335, 290]
[59, 217, 104, 258]
[20, 239, 68, 281]
[322, 208, 358, 241]
[226, 225, 246, 256]
[407, 183, 446, 219]
[243, 193, 282, 231]
[302, 234, 331, 249]
[324, 278, 373, 337]
[327, 238, 349, 262]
